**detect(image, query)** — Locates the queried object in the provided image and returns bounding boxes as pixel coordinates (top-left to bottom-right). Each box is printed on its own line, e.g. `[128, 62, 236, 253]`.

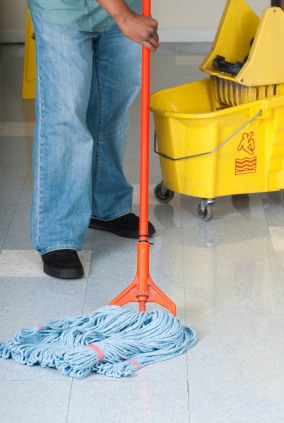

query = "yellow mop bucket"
[22, 10, 36, 100]
[151, 0, 284, 220]
[150, 78, 284, 220]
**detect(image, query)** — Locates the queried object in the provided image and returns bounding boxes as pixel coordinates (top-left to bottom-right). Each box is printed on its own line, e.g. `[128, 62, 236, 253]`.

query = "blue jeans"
[30, 14, 141, 254]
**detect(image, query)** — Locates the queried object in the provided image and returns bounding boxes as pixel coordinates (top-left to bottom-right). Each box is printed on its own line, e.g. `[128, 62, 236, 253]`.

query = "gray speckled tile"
[185, 300, 284, 343]
[183, 246, 284, 310]
[3, 170, 34, 249]
[188, 377, 284, 423]
[0, 136, 33, 166]
[0, 204, 16, 249]
[181, 219, 272, 250]
[269, 226, 284, 251]
[262, 191, 284, 226]
[0, 250, 91, 277]
[68, 380, 190, 423]
[0, 166, 30, 204]
[0, 273, 87, 308]
[187, 339, 284, 388]
[0, 381, 71, 423]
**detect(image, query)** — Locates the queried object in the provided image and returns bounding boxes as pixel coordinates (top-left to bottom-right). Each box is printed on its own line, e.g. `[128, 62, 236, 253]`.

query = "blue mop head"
[0, 306, 196, 379]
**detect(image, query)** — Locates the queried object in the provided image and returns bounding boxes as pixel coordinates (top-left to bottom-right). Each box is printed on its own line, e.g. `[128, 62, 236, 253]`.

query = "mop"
[0, 0, 196, 379]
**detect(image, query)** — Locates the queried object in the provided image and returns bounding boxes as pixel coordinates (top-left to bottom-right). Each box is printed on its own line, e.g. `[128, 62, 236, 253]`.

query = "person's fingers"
[141, 26, 159, 51]
[149, 34, 159, 48]
[142, 39, 158, 52]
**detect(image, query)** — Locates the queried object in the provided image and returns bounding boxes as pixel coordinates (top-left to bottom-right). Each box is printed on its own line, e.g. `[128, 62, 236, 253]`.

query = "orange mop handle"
[110, 0, 176, 314]
[139, 0, 151, 240]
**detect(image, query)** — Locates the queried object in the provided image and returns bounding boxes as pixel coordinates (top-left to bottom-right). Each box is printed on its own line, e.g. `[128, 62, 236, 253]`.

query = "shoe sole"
[43, 263, 84, 279]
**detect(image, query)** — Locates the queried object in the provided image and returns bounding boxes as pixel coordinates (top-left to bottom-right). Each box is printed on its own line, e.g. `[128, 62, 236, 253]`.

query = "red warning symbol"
[237, 132, 255, 156]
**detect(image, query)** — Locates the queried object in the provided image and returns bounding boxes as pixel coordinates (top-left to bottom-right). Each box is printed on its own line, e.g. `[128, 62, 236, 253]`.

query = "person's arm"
[96, 0, 159, 51]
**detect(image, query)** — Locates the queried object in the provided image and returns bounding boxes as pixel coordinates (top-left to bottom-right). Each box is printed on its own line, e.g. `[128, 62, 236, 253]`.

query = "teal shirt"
[28, 0, 141, 32]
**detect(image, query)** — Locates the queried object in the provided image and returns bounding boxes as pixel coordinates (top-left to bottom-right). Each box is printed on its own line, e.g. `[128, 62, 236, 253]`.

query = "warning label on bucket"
[235, 132, 257, 174]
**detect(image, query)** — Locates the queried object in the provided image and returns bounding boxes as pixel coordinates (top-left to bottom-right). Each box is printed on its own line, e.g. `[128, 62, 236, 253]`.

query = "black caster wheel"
[197, 199, 215, 221]
[154, 182, 174, 204]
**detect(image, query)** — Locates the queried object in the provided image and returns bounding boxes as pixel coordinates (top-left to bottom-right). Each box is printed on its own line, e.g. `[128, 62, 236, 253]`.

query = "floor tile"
[0, 122, 35, 137]
[1, 40, 284, 423]
[184, 300, 284, 343]
[0, 250, 91, 277]
[183, 246, 284, 310]
[67, 380, 190, 423]
[269, 226, 284, 251]
[0, 381, 71, 423]
[0, 166, 30, 204]
[0, 136, 33, 166]
[2, 169, 33, 250]
[188, 378, 284, 423]
[187, 338, 284, 388]
[0, 204, 16, 249]
[262, 191, 284, 226]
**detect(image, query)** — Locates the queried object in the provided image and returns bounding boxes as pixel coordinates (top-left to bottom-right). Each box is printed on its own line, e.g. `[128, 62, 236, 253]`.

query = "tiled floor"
[1, 42, 284, 423]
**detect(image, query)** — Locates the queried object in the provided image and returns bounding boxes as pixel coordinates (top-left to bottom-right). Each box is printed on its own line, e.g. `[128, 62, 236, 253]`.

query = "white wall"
[0, 0, 27, 43]
[153, 0, 271, 41]
[0, 0, 272, 43]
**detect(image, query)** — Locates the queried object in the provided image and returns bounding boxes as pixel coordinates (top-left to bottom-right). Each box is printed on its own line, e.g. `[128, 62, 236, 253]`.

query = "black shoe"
[42, 249, 84, 279]
[88, 212, 156, 239]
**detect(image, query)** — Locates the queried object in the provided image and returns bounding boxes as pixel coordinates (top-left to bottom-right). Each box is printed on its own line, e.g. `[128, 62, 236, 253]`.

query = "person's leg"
[30, 14, 95, 256]
[86, 25, 155, 238]
[87, 24, 141, 220]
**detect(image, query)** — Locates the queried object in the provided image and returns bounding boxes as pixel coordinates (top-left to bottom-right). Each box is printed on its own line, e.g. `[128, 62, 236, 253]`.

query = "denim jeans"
[30, 14, 141, 254]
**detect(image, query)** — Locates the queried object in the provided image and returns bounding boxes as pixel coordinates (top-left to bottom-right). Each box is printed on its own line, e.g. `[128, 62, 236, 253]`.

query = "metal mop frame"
[110, 0, 176, 315]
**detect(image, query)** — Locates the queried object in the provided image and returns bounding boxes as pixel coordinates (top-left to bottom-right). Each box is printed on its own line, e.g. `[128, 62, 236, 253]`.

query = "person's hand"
[96, 0, 159, 52]
[115, 10, 159, 52]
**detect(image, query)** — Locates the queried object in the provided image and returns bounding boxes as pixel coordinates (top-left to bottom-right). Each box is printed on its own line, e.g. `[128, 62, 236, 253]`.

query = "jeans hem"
[91, 209, 132, 221]
[40, 245, 81, 255]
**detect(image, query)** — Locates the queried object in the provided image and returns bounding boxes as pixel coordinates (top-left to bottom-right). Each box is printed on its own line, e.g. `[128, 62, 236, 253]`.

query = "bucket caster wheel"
[154, 182, 174, 204]
[197, 198, 215, 221]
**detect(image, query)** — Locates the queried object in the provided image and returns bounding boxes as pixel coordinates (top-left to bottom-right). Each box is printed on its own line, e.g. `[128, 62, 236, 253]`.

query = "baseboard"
[0, 30, 25, 43]
[0, 28, 217, 44]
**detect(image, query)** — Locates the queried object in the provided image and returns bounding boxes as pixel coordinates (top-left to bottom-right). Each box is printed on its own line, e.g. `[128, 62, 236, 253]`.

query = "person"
[27, 0, 159, 279]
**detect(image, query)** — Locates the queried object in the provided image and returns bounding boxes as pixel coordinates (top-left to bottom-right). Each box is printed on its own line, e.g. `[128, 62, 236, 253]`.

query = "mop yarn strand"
[0, 306, 196, 379]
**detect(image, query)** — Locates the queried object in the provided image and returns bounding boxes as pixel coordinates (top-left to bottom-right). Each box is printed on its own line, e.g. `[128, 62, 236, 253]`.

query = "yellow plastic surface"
[150, 78, 284, 199]
[22, 10, 36, 100]
[201, 0, 284, 87]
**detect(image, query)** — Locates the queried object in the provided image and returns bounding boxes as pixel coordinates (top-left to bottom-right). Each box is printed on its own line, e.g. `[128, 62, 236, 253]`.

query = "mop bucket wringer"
[201, 0, 284, 107]
[151, 0, 284, 220]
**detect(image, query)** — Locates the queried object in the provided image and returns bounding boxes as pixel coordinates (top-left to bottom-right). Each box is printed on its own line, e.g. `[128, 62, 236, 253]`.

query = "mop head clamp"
[0, 306, 196, 379]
